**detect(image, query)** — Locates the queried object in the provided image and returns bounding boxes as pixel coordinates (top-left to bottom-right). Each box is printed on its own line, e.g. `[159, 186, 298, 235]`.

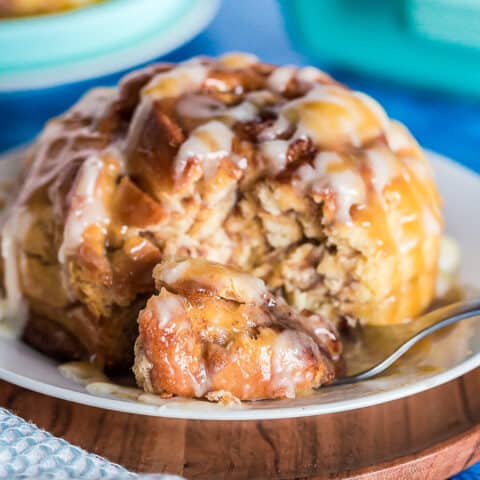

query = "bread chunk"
[134, 258, 341, 400]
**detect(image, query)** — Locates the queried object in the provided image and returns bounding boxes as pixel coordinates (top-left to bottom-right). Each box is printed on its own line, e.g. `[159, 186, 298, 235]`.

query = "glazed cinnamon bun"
[1, 53, 442, 385]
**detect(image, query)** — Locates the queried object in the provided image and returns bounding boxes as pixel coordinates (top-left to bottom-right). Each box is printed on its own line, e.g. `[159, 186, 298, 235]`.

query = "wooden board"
[1, 369, 479, 479]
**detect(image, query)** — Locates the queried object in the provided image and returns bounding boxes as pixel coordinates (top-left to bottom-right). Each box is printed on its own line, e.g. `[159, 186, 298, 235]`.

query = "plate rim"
[0, 150, 478, 420]
[0, 340, 478, 420]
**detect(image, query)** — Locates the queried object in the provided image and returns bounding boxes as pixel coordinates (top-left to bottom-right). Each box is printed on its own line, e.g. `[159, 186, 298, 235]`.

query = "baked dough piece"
[0, 0, 98, 16]
[1, 53, 442, 369]
[133, 258, 341, 400]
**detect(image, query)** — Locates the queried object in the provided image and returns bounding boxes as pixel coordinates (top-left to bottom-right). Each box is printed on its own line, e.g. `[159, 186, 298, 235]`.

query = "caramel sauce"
[342, 284, 469, 377]
[58, 361, 243, 408]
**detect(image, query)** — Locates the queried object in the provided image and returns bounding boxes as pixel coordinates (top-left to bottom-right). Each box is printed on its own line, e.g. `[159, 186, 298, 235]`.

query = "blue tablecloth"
[0, 0, 479, 478]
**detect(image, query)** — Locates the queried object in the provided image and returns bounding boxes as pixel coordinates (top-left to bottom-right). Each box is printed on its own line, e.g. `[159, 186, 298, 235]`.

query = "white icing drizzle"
[174, 120, 234, 180]
[58, 361, 108, 385]
[311, 321, 340, 343]
[58, 361, 243, 408]
[125, 96, 153, 157]
[293, 84, 354, 109]
[296, 66, 328, 83]
[86, 382, 143, 400]
[176, 95, 258, 122]
[259, 85, 373, 155]
[422, 206, 442, 236]
[326, 169, 367, 224]
[0, 209, 28, 334]
[398, 237, 419, 254]
[151, 293, 187, 329]
[278, 85, 388, 147]
[155, 258, 268, 305]
[387, 120, 415, 153]
[438, 235, 460, 275]
[142, 58, 209, 100]
[58, 155, 109, 263]
[14, 89, 114, 209]
[155, 259, 190, 285]
[258, 343, 272, 382]
[267, 65, 297, 92]
[354, 91, 390, 132]
[176, 95, 223, 119]
[383, 125, 439, 236]
[226, 101, 258, 121]
[267, 65, 331, 92]
[258, 114, 290, 142]
[294, 152, 367, 224]
[58, 362, 155, 402]
[403, 154, 434, 182]
[218, 52, 259, 68]
[70, 87, 116, 119]
[288, 86, 365, 147]
[271, 330, 318, 399]
[367, 148, 400, 194]
[386, 122, 435, 182]
[254, 84, 397, 225]
[260, 140, 290, 175]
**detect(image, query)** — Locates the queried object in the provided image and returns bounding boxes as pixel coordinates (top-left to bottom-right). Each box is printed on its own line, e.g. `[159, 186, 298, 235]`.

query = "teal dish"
[0, 0, 220, 90]
[280, 0, 480, 97]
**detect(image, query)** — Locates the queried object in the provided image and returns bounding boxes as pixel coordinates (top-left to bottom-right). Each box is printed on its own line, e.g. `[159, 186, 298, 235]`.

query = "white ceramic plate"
[0, 151, 479, 420]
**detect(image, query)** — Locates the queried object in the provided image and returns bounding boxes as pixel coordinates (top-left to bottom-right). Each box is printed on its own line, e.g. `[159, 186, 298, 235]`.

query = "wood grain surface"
[1, 369, 479, 479]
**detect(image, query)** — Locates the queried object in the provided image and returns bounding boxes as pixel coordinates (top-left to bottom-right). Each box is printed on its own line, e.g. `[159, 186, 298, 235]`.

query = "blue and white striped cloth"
[0, 408, 181, 480]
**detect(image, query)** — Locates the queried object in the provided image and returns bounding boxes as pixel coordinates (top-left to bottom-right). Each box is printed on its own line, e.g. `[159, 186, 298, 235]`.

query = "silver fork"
[333, 298, 480, 385]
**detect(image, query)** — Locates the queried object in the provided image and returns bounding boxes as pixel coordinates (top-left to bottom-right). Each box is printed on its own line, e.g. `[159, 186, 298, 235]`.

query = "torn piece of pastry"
[0, 53, 442, 371]
[133, 258, 341, 400]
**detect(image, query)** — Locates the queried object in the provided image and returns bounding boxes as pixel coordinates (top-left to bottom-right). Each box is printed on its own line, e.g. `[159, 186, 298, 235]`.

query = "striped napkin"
[0, 408, 182, 479]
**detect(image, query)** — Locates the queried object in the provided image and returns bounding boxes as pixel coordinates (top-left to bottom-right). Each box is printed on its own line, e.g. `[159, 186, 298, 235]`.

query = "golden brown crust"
[134, 258, 340, 400]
